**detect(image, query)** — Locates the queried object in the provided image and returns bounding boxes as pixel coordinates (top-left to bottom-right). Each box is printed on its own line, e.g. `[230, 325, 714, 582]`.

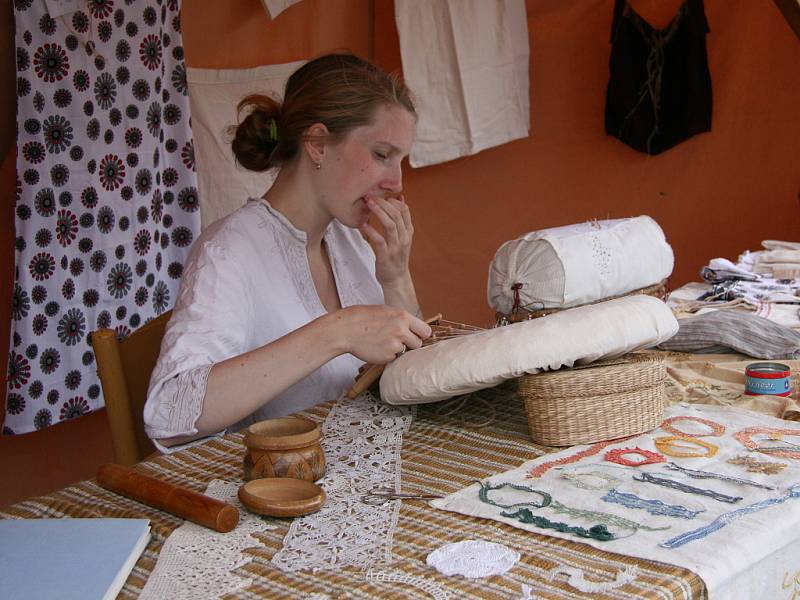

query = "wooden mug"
[242, 416, 325, 482]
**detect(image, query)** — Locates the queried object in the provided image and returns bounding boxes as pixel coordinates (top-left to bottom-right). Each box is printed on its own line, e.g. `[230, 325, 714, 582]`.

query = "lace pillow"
[380, 295, 678, 405]
[488, 215, 674, 314]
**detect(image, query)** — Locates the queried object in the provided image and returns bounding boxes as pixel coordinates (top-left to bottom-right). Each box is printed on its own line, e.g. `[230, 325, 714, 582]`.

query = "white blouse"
[143, 199, 384, 443]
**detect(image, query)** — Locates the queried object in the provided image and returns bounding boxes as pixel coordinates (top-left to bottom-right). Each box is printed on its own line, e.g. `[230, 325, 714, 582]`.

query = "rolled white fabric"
[488, 216, 674, 314]
[380, 295, 678, 405]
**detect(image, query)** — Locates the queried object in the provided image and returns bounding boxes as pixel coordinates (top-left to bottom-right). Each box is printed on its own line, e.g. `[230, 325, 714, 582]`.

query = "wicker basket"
[518, 352, 667, 447]
[497, 279, 667, 325]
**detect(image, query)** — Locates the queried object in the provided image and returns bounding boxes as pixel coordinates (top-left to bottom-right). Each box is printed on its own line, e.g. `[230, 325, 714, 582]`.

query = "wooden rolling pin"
[96, 463, 240, 533]
[345, 313, 441, 399]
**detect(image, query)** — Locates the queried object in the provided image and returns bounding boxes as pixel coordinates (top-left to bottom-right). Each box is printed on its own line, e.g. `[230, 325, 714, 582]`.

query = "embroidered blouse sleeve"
[143, 229, 255, 443]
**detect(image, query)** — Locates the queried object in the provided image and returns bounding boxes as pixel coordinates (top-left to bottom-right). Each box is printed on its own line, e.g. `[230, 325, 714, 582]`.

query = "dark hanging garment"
[605, 0, 712, 155]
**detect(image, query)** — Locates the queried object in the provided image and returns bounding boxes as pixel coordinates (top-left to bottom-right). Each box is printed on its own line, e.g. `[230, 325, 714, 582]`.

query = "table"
[2, 387, 705, 599]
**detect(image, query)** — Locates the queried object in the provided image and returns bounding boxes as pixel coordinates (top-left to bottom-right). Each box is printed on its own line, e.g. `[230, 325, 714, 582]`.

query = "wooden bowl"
[242, 416, 326, 481]
[238, 478, 326, 517]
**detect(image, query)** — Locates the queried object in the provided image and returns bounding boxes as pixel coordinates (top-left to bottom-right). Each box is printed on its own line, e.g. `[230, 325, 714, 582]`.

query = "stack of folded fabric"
[669, 241, 800, 332]
[658, 310, 800, 360]
[741, 240, 800, 279]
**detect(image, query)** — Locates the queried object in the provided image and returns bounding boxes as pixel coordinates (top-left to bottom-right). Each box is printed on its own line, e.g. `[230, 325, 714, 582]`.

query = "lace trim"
[271, 215, 321, 317]
[145, 364, 213, 441]
[547, 565, 639, 593]
[366, 568, 450, 600]
[602, 488, 704, 520]
[270, 392, 414, 572]
[138, 479, 276, 600]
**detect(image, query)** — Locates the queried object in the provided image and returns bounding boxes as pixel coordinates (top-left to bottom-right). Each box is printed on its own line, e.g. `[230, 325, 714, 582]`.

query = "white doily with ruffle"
[138, 479, 276, 600]
[271, 392, 414, 572]
[426, 539, 520, 579]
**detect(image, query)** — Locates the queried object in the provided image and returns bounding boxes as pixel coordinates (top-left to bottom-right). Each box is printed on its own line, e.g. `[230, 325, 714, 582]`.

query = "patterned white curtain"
[6, 0, 200, 434]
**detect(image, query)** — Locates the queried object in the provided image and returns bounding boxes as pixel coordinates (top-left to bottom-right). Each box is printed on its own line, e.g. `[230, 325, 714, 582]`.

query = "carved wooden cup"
[242, 416, 325, 482]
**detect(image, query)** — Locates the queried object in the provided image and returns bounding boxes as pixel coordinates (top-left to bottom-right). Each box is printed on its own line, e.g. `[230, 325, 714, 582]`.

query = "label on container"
[745, 362, 792, 397]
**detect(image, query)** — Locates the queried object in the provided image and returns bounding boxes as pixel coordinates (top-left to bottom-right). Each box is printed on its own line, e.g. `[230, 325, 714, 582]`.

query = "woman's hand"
[359, 195, 413, 287]
[329, 305, 431, 364]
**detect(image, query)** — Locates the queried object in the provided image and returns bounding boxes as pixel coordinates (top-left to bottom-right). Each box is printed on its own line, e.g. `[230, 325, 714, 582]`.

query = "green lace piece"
[477, 480, 669, 536]
[547, 499, 669, 532]
[477, 480, 551, 509]
[501, 508, 615, 542]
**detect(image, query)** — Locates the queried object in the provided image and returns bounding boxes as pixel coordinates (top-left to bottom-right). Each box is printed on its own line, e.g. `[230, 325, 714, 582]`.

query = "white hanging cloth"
[261, 0, 303, 19]
[187, 61, 305, 228]
[394, 0, 530, 167]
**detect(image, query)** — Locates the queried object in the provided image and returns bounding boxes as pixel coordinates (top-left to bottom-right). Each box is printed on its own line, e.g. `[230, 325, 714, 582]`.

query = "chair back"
[93, 311, 172, 465]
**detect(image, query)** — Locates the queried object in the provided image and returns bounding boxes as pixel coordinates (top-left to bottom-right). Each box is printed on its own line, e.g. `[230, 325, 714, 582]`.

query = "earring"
[314, 162, 321, 170]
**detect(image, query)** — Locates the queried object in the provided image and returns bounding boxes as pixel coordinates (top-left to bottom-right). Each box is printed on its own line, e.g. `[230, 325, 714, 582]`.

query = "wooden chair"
[93, 311, 172, 465]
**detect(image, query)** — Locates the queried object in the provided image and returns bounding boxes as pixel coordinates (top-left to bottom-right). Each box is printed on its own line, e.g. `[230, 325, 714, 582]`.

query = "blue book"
[0, 518, 151, 600]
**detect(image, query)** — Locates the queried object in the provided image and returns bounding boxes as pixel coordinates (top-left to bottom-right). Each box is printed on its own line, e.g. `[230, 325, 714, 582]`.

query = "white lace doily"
[138, 479, 276, 600]
[271, 392, 414, 571]
[426, 540, 520, 579]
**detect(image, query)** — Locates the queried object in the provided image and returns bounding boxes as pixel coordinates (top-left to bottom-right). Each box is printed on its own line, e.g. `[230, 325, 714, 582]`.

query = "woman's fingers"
[340, 306, 430, 364]
[367, 197, 408, 244]
[408, 316, 432, 343]
[358, 221, 386, 253]
[396, 194, 413, 233]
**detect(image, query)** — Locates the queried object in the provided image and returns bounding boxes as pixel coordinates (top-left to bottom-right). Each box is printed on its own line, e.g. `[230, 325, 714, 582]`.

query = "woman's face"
[317, 104, 415, 228]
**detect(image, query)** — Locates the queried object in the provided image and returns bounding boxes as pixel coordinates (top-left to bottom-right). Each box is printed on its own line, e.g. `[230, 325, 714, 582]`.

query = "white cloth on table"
[488, 215, 674, 314]
[394, 0, 530, 167]
[380, 295, 678, 405]
[187, 61, 306, 229]
[668, 282, 800, 331]
[143, 199, 383, 447]
[431, 403, 800, 600]
[141, 393, 413, 597]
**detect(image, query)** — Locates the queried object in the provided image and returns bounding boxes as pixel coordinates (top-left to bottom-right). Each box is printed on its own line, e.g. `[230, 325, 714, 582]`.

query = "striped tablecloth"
[1, 388, 705, 599]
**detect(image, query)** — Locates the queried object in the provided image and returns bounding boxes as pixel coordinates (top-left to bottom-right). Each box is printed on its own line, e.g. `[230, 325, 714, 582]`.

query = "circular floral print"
[8, 0, 199, 434]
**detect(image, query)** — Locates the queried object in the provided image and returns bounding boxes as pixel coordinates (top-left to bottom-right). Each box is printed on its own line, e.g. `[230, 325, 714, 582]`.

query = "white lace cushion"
[488, 238, 566, 312]
[380, 295, 678, 405]
[488, 215, 674, 313]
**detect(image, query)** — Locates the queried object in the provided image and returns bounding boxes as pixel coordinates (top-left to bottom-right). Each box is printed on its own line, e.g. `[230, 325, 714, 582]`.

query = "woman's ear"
[303, 122, 330, 166]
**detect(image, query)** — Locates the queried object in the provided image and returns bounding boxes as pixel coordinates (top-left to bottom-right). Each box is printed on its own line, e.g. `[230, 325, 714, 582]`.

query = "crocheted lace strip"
[366, 568, 450, 600]
[271, 392, 414, 572]
[602, 488, 704, 519]
[547, 564, 639, 593]
[660, 484, 800, 549]
[138, 480, 276, 600]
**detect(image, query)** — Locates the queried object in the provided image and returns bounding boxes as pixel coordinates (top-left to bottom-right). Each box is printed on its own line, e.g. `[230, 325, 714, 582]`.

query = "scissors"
[360, 486, 442, 506]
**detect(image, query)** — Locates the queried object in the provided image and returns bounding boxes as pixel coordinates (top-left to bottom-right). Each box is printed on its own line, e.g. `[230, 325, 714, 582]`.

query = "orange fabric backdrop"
[0, 0, 797, 503]
[182, 0, 800, 327]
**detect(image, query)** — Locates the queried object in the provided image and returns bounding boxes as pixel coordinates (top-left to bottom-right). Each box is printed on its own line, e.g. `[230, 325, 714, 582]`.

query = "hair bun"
[231, 95, 282, 172]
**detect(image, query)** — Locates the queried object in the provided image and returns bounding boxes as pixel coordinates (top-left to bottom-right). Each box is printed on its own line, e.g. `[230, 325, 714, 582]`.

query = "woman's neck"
[264, 162, 331, 249]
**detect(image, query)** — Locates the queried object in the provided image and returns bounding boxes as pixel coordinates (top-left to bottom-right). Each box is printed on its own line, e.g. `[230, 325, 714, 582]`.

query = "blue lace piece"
[602, 488, 704, 519]
[661, 484, 800, 548]
[633, 472, 743, 504]
[664, 462, 777, 491]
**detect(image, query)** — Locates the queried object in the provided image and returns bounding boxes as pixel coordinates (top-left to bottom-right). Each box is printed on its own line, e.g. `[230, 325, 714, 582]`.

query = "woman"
[144, 54, 430, 449]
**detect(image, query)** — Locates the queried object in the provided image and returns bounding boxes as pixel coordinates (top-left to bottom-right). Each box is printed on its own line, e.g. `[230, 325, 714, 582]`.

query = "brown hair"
[231, 53, 416, 172]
